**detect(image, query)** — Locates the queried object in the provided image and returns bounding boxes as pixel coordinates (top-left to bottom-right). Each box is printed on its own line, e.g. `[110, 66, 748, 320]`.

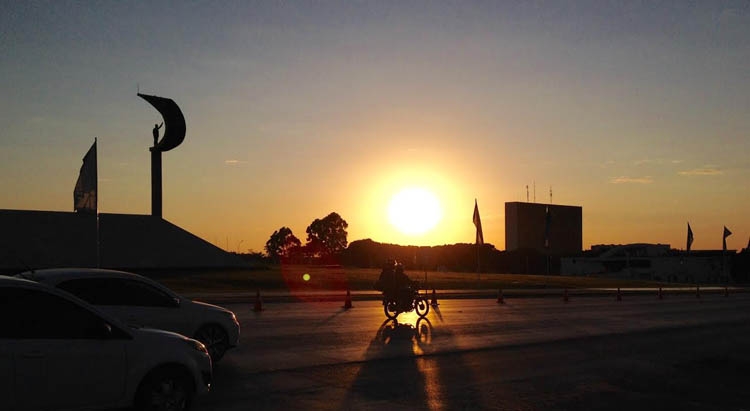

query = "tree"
[265, 227, 301, 262]
[305, 212, 348, 256]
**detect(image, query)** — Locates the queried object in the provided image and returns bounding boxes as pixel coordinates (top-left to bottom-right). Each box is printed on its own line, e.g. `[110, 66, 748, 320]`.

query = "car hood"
[190, 300, 232, 314]
[132, 326, 190, 341]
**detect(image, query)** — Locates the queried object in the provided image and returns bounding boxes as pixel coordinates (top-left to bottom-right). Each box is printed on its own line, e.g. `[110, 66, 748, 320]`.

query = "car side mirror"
[172, 297, 181, 307]
[99, 322, 113, 339]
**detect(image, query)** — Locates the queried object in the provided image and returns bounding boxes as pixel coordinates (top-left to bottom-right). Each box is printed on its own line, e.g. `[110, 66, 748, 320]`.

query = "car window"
[58, 278, 115, 305]
[59, 278, 175, 307]
[114, 279, 175, 307]
[0, 287, 111, 339]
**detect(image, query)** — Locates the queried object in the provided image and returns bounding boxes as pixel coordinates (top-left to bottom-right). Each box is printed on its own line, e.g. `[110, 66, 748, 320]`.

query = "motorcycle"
[382, 284, 430, 319]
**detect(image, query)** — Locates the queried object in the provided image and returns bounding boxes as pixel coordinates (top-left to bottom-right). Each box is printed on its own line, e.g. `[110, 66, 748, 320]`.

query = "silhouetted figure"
[152, 122, 163, 146]
[374, 260, 415, 308]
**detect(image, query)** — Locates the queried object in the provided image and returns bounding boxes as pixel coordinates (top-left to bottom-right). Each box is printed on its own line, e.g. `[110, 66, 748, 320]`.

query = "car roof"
[0, 275, 43, 286]
[17, 268, 144, 283]
[16, 268, 179, 298]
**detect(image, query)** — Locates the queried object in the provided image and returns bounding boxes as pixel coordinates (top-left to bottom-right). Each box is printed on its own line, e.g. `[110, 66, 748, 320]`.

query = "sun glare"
[388, 188, 442, 235]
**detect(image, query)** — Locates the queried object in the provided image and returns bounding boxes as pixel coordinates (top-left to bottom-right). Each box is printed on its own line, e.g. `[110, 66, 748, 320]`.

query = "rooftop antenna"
[526, 185, 529, 202]
[550, 186, 552, 204]
[533, 181, 536, 203]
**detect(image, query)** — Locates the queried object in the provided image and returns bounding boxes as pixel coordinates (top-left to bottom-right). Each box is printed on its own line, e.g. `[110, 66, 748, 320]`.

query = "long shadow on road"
[341, 311, 486, 410]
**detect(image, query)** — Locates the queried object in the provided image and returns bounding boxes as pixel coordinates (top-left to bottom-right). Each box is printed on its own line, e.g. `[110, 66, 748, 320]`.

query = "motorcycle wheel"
[384, 300, 399, 319]
[415, 296, 430, 318]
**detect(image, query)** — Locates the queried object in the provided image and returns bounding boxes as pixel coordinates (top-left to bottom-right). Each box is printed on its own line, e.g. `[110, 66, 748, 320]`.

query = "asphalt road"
[195, 293, 750, 410]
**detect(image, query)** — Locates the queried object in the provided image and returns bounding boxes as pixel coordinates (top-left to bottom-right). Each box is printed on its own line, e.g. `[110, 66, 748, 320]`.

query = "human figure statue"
[152, 122, 163, 146]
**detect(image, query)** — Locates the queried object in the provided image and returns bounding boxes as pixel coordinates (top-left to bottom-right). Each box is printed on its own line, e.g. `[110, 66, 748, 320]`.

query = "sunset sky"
[1, 1, 748, 253]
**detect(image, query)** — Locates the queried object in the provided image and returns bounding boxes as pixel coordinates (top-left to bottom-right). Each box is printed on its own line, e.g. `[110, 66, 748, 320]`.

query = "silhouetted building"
[560, 243, 734, 283]
[0, 209, 247, 273]
[505, 202, 582, 254]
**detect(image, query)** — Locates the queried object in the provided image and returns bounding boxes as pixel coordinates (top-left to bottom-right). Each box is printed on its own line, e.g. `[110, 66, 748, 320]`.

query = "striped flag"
[723, 226, 732, 251]
[74, 139, 97, 214]
[473, 199, 484, 245]
[686, 223, 694, 252]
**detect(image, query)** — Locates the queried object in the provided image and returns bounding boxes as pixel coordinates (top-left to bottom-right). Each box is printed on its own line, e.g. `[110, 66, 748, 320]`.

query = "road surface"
[195, 293, 750, 410]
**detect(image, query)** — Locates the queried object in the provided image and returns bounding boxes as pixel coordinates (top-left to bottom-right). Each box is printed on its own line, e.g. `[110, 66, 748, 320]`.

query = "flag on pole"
[473, 199, 484, 245]
[74, 139, 97, 214]
[686, 223, 694, 252]
[723, 226, 732, 251]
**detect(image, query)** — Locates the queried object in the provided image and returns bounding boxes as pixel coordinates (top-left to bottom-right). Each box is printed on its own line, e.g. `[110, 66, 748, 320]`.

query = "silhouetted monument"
[138, 93, 186, 218]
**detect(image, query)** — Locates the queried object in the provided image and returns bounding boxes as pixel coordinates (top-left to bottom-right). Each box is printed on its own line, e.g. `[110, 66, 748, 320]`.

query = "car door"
[0, 338, 16, 410]
[0, 286, 127, 410]
[58, 277, 188, 334]
[107, 278, 189, 334]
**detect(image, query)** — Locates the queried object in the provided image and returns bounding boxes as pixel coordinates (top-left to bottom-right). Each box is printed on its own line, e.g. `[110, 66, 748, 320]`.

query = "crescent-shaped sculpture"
[138, 93, 186, 152]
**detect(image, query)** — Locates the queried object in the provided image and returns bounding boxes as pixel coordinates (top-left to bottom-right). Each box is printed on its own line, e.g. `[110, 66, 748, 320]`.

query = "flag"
[545, 206, 552, 249]
[74, 140, 97, 213]
[473, 199, 484, 245]
[723, 226, 732, 251]
[686, 223, 694, 252]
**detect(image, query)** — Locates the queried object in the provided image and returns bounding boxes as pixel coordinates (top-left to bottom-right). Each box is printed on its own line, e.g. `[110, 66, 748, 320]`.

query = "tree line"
[264, 212, 349, 263]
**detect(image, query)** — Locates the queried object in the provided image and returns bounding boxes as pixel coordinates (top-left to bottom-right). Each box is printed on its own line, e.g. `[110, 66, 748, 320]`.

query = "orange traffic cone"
[497, 289, 504, 304]
[658, 287, 663, 300]
[696, 285, 701, 299]
[430, 289, 439, 307]
[616, 287, 622, 301]
[253, 289, 263, 312]
[724, 286, 729, 297]
[343, 289, 353, 309]
[563, 288, 569, 303]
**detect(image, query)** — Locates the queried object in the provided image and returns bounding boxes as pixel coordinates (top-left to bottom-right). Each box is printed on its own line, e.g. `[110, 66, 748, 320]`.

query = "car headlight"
[185, 338, 209, 354]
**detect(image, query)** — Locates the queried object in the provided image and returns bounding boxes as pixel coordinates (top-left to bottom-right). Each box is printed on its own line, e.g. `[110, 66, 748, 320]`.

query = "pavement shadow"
[431, 304, 444, 323]
[341, 318, 432, 408]
[341, 311, 485, 410]
[315, 308, 348, 327]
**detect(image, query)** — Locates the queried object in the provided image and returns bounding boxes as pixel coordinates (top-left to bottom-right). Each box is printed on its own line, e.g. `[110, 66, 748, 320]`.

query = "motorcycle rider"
[375, 260, 415, 309]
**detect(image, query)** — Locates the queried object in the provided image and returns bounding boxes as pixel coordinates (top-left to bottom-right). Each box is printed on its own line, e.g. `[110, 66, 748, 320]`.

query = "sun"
[388, 187, 442, 235]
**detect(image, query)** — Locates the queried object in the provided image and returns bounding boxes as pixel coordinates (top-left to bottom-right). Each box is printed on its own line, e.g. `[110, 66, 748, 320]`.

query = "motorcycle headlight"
[185, 338, 209, 354]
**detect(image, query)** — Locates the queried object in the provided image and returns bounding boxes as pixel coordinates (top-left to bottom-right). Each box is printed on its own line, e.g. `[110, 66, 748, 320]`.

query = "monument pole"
[150, 145, 162, 218]
[138, 93, 186, 219]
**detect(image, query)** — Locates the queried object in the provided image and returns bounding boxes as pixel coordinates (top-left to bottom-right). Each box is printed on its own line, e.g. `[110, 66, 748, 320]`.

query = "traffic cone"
[696, 285, 701, 299]
[430, 289, 439, 307]
[724, 286, 729, 297]
[497, 289, 504, 304]
[616, 287, 622, 301]
[343, 289, 353, 309]
[658, 287, 663, 300]
[563, 288, 569, 303]
[253, 289, 263, 312]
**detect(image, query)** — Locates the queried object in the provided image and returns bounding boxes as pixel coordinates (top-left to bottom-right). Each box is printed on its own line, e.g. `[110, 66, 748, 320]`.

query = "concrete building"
[0, 209, 247, 273]
[505, 202, 582, 255]
[560, 243, 733, 283]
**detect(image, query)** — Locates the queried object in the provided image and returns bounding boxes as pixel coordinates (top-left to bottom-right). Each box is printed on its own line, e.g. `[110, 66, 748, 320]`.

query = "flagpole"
[95, 137, 100, 269]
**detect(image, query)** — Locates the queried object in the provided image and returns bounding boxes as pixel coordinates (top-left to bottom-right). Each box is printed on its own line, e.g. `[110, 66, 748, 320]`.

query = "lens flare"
[302, 273, 310, 281]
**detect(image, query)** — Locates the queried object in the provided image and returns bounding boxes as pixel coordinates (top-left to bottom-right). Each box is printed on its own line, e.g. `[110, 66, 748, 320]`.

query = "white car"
[17, 268, 240, 361]
[0, 276, 212, 411]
